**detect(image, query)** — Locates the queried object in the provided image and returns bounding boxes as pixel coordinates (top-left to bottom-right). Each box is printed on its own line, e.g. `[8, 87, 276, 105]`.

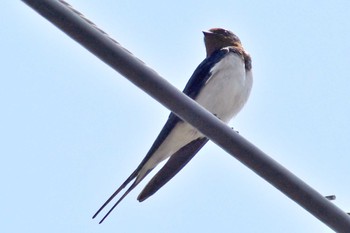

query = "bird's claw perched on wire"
[213, 113, 222, 121]
[325, 195, 336, 201]
[230, 126, 239, 134]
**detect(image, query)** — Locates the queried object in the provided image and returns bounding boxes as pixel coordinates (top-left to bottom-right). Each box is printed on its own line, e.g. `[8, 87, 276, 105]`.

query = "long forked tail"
[96, 180, 138, 224]
[92, 170, 137, 222]
[92, 169, 151, 224]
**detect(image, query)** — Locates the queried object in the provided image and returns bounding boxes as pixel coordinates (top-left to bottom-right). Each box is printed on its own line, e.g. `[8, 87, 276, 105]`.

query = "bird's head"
[203, 28, 242, 57]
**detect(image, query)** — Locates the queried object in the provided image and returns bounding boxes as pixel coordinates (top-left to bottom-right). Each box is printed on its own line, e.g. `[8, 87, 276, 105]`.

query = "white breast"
[195, 52, 252, 123]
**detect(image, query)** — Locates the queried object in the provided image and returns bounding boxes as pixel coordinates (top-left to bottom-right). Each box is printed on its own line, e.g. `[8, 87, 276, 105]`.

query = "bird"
[93, 28, 253, 224]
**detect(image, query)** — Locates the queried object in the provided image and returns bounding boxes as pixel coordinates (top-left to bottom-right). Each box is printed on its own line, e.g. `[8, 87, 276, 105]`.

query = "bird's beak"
[202, 30, 213, 36]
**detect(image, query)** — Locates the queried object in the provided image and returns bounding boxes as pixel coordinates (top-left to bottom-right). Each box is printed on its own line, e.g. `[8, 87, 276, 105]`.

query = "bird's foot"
[213, 113, 221, 120]
[231, 126, 239, 134]
[325, 195, 336, 201]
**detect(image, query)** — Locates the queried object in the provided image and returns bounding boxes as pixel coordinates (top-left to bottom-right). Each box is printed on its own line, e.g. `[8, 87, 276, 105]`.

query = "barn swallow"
[93, 28, 253, 223]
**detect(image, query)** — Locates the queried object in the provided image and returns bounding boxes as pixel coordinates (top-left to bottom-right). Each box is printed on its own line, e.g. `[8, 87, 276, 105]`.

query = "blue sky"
[2, 1, 350, 232]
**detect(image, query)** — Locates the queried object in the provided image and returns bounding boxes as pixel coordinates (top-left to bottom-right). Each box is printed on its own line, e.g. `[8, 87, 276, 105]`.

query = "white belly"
[195, 52, 252, 123]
